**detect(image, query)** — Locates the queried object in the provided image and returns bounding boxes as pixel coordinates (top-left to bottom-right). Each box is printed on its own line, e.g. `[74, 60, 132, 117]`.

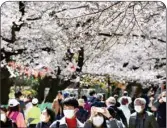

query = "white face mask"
[63, 110, 75, 119]
[92, 116, 104, 127]
[40, 115, 47, 122]
[134, 105, 143, 113]
[1, 113, 7, 122]
[162, 97, 166, 102]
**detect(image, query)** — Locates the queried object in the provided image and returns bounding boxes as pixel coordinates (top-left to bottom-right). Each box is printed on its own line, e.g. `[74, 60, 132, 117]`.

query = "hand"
[159, 98, 163, 103]
[90, 107, 97, 118]
[101, 108, 112, 119]
[150, 97, 154, 101]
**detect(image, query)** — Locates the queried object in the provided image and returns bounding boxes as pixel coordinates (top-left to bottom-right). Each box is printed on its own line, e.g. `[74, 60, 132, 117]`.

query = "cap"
[32, 98, 38, 104]
[8, 99, 20, 107]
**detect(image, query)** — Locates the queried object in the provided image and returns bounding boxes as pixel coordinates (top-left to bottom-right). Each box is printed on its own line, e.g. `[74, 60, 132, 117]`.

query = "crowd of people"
[0, 86, 166, 128]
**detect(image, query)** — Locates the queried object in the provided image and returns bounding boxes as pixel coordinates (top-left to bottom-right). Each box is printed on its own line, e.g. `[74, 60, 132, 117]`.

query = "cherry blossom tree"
[1, 1, 166, 103]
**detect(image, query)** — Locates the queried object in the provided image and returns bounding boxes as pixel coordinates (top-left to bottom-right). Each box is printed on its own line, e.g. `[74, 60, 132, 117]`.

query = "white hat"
[8, 99, 20, 107]
[32, 98, 38, 104]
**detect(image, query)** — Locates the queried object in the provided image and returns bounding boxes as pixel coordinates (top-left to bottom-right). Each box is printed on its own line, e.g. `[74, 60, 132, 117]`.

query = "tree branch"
[1, 48, 26, 61]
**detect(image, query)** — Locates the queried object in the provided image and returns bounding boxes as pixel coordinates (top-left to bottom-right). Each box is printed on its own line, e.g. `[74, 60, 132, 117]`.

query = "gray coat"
[129, 111, 159, 128]
[49, 117, 84, 128]
[84, 119, 124, 128]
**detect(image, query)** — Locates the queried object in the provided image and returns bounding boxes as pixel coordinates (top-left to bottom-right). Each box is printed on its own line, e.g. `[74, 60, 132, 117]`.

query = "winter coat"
[129, 111, 159, 128]
[76, 106, 89, 123]
[154, 101, 166, 128]
[108, 106, 128, 128]
[84, 119, 124, 128]
[49, 117, 84, 128]
[91, 100, 106, 107]
[36, 122, 52, 128]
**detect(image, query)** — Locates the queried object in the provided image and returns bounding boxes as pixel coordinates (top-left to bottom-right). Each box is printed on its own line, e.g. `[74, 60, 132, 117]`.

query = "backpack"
[10, 112, 19, 128]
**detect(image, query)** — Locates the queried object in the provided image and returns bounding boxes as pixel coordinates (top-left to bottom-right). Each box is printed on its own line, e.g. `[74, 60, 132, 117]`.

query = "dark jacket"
[84, 119, 124, 128]
[36, 122, 52, 128]
[155, 101, 166, 127]
[88, 96, 97, 103]
[91, 100, 106, 107]
[76, 106, 89, 123]
[109, 106, 128, 128]
[129, 111, 159, 128]
[0, 118, 17, 128]
[49, 117, 84, 128]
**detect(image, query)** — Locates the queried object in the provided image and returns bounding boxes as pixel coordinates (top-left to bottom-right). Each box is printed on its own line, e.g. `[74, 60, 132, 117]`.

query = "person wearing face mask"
[84, 107, 124, 128]
[84, 107, 108, 128]
[153, 91, 166, 128]
[36, 108, 55, 128]
[50, 97, 84, 128]
[0, 105, 17, 128]
[129, 98, 158, 128]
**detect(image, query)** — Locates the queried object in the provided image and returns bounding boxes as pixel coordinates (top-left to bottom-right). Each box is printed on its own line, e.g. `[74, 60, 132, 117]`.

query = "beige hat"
[8, 99, 20, 107]
[106, 97, 116, 105]
[78, 99, 85, 106]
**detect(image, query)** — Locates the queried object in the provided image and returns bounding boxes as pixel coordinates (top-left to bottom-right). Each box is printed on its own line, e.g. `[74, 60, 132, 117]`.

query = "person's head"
[123, 91, 128, 96]
[32, 98, 38, 106]
[70, 94, 74, 97]
[8, 99, 20, 112]
[81, 95, 87, 102]
[91, 107, 107, 128]
[106, 97, 116, 107]
[134, 98, 146, 113]
[160, 91, 166, 102]
[63, 92, 70, 99]
[96, 94, 103, 101]
[161, 81, 166, 90]
[14, 91, 22, 99]
[0, 106, 7, 123]
[40, 108, 55, 123]
[57, 91, 63, 99]
[62, 97, 79, 119]
[120, 97, 129, 106]
[113, 94, 118, 100]
[89, 90, 96, 97]
[78, 99, 85, 107]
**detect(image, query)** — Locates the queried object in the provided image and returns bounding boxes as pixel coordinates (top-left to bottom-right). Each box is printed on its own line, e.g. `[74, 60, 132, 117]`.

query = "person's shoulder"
[50, 120, 59, 127]
[130, 112, 137, 117]
[84, 120, 92, 127]
[34, 106, 41, 110]
[145, 111, 154, 116]
[116, 107, 123, 112]
[36, 122, 42, 128]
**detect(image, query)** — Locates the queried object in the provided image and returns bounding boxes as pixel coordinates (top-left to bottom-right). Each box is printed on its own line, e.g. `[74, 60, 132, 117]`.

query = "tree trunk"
[1, 68, 13, 104]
